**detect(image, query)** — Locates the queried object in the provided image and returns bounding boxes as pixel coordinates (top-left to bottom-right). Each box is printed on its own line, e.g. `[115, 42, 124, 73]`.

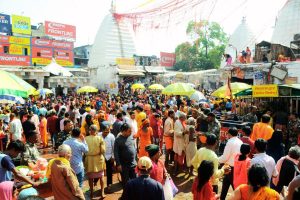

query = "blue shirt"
[63, 138, 88, 174]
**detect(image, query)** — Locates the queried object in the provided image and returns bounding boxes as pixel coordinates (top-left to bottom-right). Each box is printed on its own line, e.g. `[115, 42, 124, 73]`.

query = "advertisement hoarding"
[32, 38, 73, 50]
[32, 47, 52, 58]
[11, 15, 31, 35]
[160, 52, 176, 67]
[0, 14, 11, 34]
[45, 21, 76, 40]
[0, 54, 30, 66]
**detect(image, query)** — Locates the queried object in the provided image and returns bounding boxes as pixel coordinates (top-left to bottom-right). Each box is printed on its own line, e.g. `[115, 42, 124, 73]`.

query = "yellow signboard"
[9, 44, 30, 55]
[12, 15, 31, 35]
[56, 59, 73, 67]
[252, 84, 279, 98]
[116, 58, 135, 66]
[32, 57, 52, 65]
[9, 36, 30, 45]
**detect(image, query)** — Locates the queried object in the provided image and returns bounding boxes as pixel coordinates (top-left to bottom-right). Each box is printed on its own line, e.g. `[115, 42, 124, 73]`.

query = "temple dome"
[271, 0, 300, 47]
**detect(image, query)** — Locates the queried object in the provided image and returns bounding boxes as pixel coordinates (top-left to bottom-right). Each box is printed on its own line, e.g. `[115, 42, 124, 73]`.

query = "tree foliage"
[174, 20, 227, 71]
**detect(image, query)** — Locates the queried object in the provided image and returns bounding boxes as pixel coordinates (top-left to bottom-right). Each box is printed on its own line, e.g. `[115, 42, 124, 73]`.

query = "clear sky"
[0, 0, 287, 55]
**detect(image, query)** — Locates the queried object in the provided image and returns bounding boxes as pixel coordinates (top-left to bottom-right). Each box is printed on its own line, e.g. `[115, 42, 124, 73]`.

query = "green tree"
[174, 20, 227, 71]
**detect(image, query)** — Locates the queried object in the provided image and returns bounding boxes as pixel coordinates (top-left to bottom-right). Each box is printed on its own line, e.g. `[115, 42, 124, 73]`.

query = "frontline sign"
[32, 38, 73, 50]
[0, 54, 30, 66]
[45, 21, 76, 40]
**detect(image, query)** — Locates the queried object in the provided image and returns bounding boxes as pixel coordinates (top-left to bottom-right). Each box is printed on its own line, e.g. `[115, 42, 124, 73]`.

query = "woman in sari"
[229, 164, 280, 200]
[134, 118, 153, 158]
[39, 114, 48, 148]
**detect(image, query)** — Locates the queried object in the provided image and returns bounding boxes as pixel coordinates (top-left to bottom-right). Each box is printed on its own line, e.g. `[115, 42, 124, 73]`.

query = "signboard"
[9, 36, 30, 45]
[0, 14, 11, 34]
[116, 58, 135, 66]
[54, 49, 74, 66]
[252, 84, 279, 98]
[45, 21, 76, 40]
[0, 54, 30, 66]
[0, 35, 9, 43]
[32, 38, 73, 50]
[285, 77, 298, 84]
[9, 44, 30, 55]
[31, 57, 52, 66]
[253, 71, 264, 85]
[11, 15, 31, 35]
[32, 47, 52, 58]
[160, 52, 176, 67]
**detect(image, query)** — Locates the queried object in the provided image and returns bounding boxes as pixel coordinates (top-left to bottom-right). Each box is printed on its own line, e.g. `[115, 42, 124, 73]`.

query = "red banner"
[160, 52, 176, 67]
[32, 47, 52, 58]
[45, 21, 76, 40]
[0, 54, 30, 66]
[32, 38, 73, 50]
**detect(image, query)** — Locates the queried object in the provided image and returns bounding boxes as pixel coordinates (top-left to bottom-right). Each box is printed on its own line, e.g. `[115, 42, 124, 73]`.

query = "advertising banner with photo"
[0, 54, 30, 66]
[54, 49, 74, 67]
[11, 15, 31, 35]
[31, 38, 73, 50]
[0, 14, 11, 34]
[45, 21, 76, 41]
[160, 52, 176, 67]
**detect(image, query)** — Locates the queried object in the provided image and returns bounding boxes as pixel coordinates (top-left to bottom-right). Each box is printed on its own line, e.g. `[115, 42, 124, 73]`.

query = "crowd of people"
[0, 88, 300, 200]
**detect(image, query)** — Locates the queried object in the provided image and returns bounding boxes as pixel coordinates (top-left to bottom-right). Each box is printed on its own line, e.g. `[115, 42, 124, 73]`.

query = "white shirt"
[98, 132, 115, 160]
[60, 118, 66, 131]
[108, 114, 116, 125]
[251, 153, 278, 181]
[81, 112, 88, 126]
[127, 118, 138, 135]
[9, 118, 23, 141]
[219, 136, 243, 167]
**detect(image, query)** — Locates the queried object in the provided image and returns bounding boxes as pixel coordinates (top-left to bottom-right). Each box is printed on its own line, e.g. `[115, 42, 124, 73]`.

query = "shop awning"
[117, 65, 145, 77]
[144, 66, 166, 73]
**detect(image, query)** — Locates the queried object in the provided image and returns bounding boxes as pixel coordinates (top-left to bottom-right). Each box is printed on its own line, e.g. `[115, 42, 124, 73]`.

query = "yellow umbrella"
[33, 88, 53, 96]
[148, 84, 165, 90]
[77, 86, 98, 93]
[131, 83, 145, 90]
[211, 82, 251, 98]
[162, 82, 195, 96]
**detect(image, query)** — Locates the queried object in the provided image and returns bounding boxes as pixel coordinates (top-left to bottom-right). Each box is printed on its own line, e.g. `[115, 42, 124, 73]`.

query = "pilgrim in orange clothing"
[134, 119, 153, 158]
[39, 114, 48, 147]
[233, 144, 251, 189]
[192, 160, 217, 200]
[251, 114, 274, 141]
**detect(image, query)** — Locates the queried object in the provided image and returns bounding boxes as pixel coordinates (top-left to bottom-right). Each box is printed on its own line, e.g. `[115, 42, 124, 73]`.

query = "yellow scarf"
[46, 157, 70, 178]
